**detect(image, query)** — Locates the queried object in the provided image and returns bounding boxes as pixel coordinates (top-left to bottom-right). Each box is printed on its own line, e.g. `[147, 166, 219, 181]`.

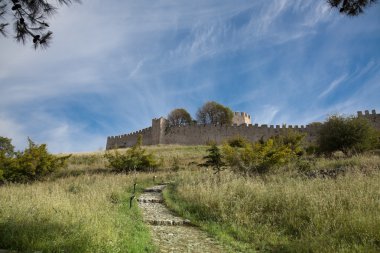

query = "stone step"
[146, 219, 191, 226]
[144, 185, 166, 193]
[137, 198, 164, 203]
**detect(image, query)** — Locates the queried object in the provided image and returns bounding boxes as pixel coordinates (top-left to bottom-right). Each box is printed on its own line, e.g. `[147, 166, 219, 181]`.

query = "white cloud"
[319, 74, 348, 98]
[0, 0, 379, 152]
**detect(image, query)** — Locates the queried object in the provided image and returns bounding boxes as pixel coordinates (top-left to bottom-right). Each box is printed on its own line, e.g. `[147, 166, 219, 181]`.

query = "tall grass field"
[164, 155, 380, 252]
[1, 145, 379, 252]
[0, 173, 159, 252]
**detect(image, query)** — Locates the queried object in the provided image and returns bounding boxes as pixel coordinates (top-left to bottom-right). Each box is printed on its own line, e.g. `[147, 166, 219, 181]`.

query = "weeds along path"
[138, 185, 226, 253]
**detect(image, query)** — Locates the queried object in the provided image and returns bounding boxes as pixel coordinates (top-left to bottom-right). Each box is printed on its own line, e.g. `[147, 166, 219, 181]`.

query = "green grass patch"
[0, 174, 157, 252]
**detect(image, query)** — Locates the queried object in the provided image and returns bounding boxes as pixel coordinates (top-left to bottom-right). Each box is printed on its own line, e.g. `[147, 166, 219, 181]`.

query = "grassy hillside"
[0, 145, 204, 252]
[164, 155, 380, 252]
[59, 145, 208, 177]
[0, 171, 170, 252]
[1, 145, 379, 252]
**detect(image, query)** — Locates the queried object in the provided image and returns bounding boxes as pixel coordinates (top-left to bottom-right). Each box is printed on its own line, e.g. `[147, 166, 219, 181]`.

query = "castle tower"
[151, 117, 167, 145]
[232, 112, 252, 125]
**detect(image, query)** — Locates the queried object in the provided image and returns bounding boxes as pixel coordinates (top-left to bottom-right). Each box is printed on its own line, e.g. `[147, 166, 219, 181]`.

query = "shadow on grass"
[0, 218, 92, 252]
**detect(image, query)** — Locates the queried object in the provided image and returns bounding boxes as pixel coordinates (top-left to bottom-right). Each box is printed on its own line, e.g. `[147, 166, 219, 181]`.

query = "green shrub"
[318, 115, 378, 154]
[223, 134, 304, 175]
[273, 129, 306, 156]
[0, 138, 70, 183]
[317, 115, 379, 155]
[227, 136, 248, 148]
[104, 135, 158, 173]
[170, 156, 181, 172]
[305, 145, 319, 155]
[0, 169, 3, 181]
[0, 136, 14, 157]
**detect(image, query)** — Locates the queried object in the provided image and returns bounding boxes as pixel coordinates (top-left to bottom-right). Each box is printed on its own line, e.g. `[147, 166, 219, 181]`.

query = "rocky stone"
[138, 185, 228, 252]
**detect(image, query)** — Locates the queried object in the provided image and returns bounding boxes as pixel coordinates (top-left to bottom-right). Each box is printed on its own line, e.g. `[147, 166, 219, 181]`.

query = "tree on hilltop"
[327, 0, 377, 16]
[0, 0, 80, 49]
[167, 108, 192, 127]
[196, 101, 233, 125]
[317, 115, 379, 155]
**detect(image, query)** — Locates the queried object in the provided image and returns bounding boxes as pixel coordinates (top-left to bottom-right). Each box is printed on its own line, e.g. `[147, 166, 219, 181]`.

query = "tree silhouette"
[327, 0, 377, 16]
[0, 0, 80, 49]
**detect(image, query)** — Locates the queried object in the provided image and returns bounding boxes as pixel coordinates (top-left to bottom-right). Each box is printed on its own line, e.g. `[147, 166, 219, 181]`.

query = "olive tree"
[196, 101, 233, 125]
[167, 108, 192, 127]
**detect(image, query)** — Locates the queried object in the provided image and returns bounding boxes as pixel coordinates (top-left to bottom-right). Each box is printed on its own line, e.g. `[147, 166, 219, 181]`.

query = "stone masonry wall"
[161, 123, 319, 145]
[106, 109, 379, 149]
[106, 127, 153, 149]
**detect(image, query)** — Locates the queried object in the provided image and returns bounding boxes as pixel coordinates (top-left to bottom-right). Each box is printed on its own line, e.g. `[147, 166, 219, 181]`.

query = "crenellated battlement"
[106, 109, 379, 149]
[232, 111, 252, 125]
[357, 109, 380, 130]
[233, 111, 251, 119]
[357, 109, 378, 116]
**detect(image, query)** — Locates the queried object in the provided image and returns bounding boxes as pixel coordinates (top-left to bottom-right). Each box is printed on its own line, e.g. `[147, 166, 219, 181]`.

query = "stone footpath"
[138, 185, 227, 253]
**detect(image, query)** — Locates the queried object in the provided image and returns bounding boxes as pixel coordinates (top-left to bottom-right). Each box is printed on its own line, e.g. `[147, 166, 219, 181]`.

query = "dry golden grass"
[58, 145, 208, 175]
[3, 145, 379, 252]
[164, 155, 380, 252]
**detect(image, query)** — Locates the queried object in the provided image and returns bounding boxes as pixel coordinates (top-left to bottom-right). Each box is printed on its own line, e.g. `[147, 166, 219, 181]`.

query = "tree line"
[1, 111, 379, 184]
[167, 101, 234, 128]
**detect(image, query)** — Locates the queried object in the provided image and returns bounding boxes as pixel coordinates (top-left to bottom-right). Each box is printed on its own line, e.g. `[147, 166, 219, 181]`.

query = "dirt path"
[138, 185, 227, 253]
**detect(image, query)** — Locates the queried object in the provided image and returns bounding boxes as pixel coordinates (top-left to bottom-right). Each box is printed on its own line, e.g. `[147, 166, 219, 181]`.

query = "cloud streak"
[319, 74, 348, 98]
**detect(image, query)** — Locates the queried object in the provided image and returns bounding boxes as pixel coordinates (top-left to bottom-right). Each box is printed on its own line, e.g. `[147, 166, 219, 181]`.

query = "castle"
[106, 109, 380, 150]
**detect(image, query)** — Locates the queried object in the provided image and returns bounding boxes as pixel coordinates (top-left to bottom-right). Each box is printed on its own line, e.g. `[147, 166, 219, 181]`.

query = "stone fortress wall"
[106, 109, 380, 150]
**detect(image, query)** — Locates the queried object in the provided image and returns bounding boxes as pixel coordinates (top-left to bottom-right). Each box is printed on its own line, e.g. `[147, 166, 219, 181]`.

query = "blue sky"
[0, 0, 379, 153]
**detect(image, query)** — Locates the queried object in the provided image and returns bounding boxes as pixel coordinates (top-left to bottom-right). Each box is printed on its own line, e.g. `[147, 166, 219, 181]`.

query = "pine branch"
[0, 23, 8, 36]
[327, 0, 377, 16]
[0, 0, 80, 49]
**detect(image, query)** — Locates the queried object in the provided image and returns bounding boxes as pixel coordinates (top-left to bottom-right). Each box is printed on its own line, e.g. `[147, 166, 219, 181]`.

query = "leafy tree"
[0, 136, 14, 157]
[317, 115, 379, 155]
[199, 143, 226, 175]
[327, 0, 377, 16]
[196, 101, 233, 125]
[167, 108, 192, 127]
[0, 0, 80, 49]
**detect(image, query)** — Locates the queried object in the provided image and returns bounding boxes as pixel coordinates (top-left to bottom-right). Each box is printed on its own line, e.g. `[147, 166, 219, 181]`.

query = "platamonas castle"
[106, 109, 380, 150]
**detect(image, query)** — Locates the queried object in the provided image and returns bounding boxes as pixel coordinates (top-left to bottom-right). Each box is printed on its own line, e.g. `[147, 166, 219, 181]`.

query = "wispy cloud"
[319, 74, 348, 98]
[0, 0, 379, 152]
